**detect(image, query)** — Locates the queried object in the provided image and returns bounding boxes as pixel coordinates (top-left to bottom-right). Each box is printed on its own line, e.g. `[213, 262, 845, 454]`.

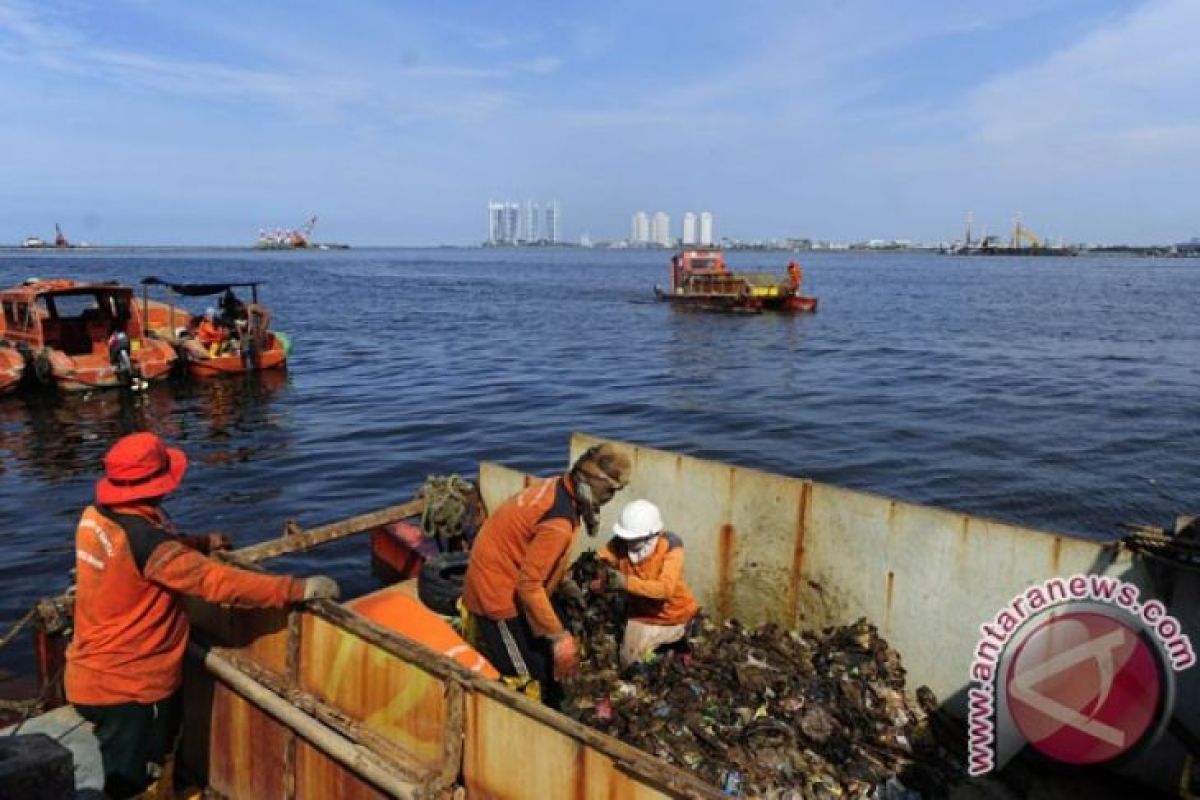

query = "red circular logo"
[1005, 610, 1165, 765]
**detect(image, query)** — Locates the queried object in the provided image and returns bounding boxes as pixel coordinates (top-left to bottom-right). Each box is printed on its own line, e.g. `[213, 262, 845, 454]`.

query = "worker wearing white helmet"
[594, 499, 700, 667]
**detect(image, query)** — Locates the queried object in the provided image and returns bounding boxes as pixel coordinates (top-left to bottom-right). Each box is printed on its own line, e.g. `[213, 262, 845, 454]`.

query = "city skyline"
[487, 200, 559, 245]
[1, 1, 1197, 246]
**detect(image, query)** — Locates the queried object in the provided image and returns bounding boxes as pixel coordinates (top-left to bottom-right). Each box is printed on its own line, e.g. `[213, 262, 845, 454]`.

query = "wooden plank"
[231, 498, 424, 564]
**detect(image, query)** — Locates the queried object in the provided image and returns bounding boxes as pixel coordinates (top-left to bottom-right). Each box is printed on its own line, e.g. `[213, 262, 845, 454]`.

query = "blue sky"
[1, 0, 1195, 246]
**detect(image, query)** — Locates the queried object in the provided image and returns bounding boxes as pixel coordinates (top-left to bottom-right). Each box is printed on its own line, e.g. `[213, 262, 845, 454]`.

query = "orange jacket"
[461, 476, 581, 638]
[195, 319, 225, 346]
[66, 504, 303, 705]
[599, 532, 699, 626]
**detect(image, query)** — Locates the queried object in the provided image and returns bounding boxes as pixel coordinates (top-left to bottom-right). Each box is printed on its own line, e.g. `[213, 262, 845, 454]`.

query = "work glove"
[303, 576, 341, 602]
[558, 578, 586, 606]
[550, 633, 580, 681]
[606, 566, 627, 592]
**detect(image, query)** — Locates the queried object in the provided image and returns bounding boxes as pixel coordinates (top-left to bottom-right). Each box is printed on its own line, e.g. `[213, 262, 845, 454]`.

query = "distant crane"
[1009, 213, 1042, 249]
[256, 214, 318, 249]
[54, 223, 69, 249]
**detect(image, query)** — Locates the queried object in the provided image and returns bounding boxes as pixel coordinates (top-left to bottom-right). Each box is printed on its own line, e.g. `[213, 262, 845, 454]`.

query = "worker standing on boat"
[66, 432, 341, 799]
[461, 443, 631, 707]
[787, 260, 803, 291]
[594, 499, 700, 667]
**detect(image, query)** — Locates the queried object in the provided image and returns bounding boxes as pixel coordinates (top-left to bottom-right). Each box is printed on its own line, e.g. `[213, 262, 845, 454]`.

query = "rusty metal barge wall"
[490, 433, 1193, 790]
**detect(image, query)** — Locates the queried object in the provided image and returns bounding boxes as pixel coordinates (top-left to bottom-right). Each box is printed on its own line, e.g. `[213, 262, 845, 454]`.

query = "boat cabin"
[0, 280, 142, 356]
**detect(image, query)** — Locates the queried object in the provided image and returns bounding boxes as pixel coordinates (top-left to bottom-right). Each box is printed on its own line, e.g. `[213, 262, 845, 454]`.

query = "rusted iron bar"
[231, 498, 423, 564]
[189, 641, 429, 799]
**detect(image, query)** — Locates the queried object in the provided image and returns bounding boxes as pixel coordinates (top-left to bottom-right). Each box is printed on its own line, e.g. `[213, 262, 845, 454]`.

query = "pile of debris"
[559, 552, 961, 798]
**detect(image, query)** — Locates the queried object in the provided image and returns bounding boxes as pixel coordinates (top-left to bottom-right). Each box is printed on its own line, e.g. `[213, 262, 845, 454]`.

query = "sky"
[0, 0, 1196, 246]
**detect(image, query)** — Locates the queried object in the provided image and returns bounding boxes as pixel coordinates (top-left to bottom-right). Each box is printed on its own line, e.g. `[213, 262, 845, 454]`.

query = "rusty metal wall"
[463, 692, 682, 800]
[300, 614, 449, 768]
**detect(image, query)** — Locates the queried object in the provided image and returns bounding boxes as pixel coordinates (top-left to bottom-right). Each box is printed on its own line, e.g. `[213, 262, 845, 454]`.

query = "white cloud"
[967, 0, 1200, 162]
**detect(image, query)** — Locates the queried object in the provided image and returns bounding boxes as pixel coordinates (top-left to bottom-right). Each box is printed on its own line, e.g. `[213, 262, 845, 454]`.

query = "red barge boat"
[654, 247, 818, 313]
[0, 279, 176, 391]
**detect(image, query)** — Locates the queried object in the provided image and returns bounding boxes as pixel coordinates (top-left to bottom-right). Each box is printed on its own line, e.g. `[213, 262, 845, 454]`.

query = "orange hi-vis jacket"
[461, 476, 581, 639]
[195, 319, 225, 347]
[599, 533, 700, 626]
[66, 504, 304, 706]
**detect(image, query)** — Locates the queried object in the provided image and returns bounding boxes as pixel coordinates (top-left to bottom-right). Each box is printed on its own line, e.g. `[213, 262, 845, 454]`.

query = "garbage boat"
[0, 279, 177, 391]
[654, 247, 818, 313]
[137, 277, 290, 378]
[7, 434, 1198, 797]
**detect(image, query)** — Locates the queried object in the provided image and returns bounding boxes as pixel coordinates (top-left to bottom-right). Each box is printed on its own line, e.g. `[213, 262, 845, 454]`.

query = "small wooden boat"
[0, 342, 25, 394]
[0, 279, 176, 391]
[137, 278, 290, 379]
[655, 247, 819, 313]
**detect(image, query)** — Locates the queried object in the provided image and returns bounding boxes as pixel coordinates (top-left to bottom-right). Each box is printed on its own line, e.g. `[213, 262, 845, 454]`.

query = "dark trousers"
[75, 691, 182, 799]
[475, 613, 563, 709]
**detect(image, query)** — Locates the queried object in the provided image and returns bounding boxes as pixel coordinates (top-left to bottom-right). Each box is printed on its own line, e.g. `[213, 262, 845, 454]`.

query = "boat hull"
[0, 345, 25, 394]
[183, 339, 288, 378]
[35, 340, 176, 392]
[655, 287, 818, 313]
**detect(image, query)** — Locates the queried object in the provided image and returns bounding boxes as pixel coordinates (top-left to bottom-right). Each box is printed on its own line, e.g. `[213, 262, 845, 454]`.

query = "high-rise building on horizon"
[526, 200, 539, 242]
[487, 199, 559, 244]
[652, 212, 671, 247]
[682, 212, 697, 245]
[699, 211, 714, 245]
[544, 200, 560, 244]
[632, 211, 650, 245]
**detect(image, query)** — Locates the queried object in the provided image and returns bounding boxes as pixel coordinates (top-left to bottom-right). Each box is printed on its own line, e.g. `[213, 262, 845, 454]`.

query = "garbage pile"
[559, 552, 961, 798]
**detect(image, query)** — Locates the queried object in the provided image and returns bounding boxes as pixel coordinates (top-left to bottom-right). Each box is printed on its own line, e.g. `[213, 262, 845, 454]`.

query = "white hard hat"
[613, 499, 664, 540]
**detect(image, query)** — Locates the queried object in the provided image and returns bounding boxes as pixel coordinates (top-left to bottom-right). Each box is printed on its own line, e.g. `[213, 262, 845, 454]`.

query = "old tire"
[418, 552, 469, 616]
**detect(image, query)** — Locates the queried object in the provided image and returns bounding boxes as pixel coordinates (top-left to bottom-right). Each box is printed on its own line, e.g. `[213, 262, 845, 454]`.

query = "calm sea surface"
[1, 247, 1197, 676]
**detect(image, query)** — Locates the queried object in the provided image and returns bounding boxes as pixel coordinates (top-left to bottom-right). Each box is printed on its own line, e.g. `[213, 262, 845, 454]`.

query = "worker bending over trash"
[66, 432, 340, 799]
[461, 443, 632, 707]
[594, 499, 700, 668]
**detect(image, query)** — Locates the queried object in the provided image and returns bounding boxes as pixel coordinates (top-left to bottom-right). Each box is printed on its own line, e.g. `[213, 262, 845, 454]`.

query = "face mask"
[575, 479, 599, 537]
[627, 535, 658, 564]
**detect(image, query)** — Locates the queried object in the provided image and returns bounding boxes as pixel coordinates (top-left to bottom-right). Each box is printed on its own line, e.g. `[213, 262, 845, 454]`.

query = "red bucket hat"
[96, 432, 188, 505]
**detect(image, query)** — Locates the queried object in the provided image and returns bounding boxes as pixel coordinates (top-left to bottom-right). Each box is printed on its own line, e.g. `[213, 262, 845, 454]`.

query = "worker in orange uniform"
[461, 443, 632, 707]
[787, 260, 803, 291]
[67, 432, 340, 799]
[194, 308, 227, 356]
[594, 499, 700, 667]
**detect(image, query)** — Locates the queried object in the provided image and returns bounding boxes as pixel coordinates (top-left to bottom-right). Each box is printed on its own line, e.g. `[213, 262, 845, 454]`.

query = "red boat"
[654, 247, 818, 313]
[0, 342, 25, 394]
[0, 279, 176, 391]
[137, 278, 290, 379]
